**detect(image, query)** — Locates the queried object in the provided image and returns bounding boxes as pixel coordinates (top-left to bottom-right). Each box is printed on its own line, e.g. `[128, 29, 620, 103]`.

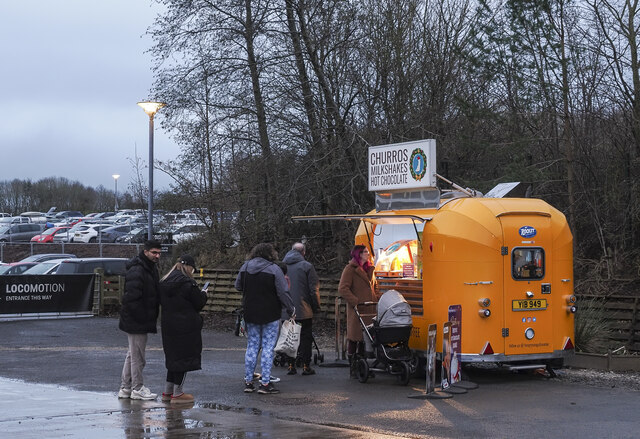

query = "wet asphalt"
[1, 317, 640, 438]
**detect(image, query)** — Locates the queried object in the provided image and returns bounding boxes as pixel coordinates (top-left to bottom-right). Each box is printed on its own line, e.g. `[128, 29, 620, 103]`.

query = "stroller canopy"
[377, 290, 412, 327]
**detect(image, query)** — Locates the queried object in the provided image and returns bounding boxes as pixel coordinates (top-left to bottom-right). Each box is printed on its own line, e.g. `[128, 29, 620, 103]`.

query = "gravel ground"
[203, 312, 640, 391]
[556, 368, 640, 391]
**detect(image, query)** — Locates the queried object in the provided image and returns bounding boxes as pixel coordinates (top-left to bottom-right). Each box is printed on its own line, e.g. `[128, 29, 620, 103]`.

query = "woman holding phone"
[159, 254, 208, 404]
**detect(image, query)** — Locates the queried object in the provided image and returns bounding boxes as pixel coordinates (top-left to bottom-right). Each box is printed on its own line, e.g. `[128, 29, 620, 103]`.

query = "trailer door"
[498, 212, 554, 356]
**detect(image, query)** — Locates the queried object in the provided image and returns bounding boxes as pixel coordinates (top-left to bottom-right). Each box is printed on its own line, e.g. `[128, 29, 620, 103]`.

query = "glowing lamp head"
[137, 101, 166, 116]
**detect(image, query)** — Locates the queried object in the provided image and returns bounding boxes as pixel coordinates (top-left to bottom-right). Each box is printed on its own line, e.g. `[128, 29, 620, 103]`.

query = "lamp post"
[137, 101, 165, 241]
[112, 174, 120, 213]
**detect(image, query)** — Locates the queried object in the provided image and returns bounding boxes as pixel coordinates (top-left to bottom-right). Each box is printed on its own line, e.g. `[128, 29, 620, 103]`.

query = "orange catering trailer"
[295, 140, 575, 370]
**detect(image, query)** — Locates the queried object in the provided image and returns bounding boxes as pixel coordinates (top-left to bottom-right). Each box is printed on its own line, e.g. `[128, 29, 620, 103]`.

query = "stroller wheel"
[313, 353, 318, 365]
[396, 361, 411, 386]
[357, 359, 370, 383]
[319, 353, 324, 363]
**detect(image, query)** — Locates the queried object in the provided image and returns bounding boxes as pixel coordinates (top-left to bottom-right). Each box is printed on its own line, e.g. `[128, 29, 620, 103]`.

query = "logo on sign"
[409, 148, 427, 181]
[519, 226, 537, 238]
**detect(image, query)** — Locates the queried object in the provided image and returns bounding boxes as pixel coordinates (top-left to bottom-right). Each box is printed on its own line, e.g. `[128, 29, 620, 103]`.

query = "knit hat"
[179, 254, 197, 271]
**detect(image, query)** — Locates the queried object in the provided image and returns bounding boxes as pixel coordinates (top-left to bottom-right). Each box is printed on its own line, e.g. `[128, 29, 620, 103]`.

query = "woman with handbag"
[235, 243, 294, 394]
[159, 255, 208, 404]
[338, 244, 377, 377]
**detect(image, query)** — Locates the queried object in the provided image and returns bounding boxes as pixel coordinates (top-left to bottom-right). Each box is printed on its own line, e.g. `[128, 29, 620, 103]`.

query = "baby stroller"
[353, 290, 415, 385]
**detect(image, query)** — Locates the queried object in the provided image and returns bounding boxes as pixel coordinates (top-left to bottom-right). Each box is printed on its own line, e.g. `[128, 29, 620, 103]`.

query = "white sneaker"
[130, 386, 157, 400]
[270, 376, 281, 383]
[117, 388, 131, 398]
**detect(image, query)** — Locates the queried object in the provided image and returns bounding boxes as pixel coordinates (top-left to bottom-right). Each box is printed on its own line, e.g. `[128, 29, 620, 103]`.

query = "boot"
[302, 364, 316, 375]
[287, 363, 297, 375]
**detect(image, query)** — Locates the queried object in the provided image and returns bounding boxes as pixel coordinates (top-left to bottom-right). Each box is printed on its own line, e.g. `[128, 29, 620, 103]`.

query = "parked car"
[92, 212, 116, 219]
[52, 225, 79, 243]
[55, 258, 127, 276]
[30, 226, 72, 243]
[0, 223, 44, 242]
[115, 227, 148, 243]
[21, 259, 69, 275]
[0, 216, 32, 225]
[169, 224, 208, 243]
[98, 225, 136, 243]
[19, 211, 48, 223]
[20, 253, 77, 263]
[0, 262, 38, 275]
[73, 224, 112, 243]
[51, 211, 83, 222]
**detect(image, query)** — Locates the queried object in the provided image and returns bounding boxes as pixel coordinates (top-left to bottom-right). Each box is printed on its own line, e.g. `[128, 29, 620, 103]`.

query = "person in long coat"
[338, 244, 376, 376]
[159, 254, 208, 405]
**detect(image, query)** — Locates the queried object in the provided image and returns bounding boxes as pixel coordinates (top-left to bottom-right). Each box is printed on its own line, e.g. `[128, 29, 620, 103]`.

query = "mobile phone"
[202, 281, 210, 291]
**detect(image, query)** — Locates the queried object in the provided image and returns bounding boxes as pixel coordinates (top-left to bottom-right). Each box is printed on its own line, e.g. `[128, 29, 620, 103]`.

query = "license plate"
[512, 299, 547, 311]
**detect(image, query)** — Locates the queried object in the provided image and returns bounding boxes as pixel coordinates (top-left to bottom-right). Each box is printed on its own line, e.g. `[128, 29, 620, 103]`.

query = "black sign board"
[0, 275, 95, 314]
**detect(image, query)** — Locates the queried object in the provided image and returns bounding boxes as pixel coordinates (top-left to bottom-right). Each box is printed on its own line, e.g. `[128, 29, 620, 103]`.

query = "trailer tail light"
[481, 341, 494, 355]
[479, 309, 491, 318]
[566, 305, 577, 314]
[478, 298, 490, 307]
[565, 295, 576, 304]
[563, 337, 574, 350]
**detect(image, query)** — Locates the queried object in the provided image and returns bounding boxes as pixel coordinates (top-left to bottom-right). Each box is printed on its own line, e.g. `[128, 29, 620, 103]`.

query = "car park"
[54, 258, 127, 276]
[30, 226, 72, 243]
[0, 223, 44, 242]
[19, 253, 76, 263]
[0, 262, 38, 275]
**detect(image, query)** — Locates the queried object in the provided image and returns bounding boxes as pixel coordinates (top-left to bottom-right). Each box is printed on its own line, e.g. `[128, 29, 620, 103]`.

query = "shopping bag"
[274, 318, 301, 358]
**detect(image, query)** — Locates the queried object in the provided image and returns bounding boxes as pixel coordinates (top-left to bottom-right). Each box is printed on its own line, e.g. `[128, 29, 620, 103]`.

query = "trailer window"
[512, 248, 545, 280]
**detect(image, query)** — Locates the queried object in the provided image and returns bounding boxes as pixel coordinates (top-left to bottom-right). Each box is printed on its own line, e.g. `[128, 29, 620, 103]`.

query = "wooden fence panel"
[578, 295, 640, 352]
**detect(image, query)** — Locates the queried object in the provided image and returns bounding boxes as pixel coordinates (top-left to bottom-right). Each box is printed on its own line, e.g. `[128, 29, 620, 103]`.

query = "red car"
[31, 226, 71, 243]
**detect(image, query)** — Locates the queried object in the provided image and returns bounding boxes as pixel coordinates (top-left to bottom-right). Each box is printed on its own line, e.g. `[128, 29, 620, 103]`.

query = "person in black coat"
[118, 239, 162, 401]
[159, 254, 208, 405]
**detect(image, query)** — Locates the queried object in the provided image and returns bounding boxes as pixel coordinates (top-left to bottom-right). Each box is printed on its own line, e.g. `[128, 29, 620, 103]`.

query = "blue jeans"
[245, 320, 279, 386]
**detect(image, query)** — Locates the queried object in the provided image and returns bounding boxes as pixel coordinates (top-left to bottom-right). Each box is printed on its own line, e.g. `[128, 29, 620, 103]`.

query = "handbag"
[274, 318, 302, 358]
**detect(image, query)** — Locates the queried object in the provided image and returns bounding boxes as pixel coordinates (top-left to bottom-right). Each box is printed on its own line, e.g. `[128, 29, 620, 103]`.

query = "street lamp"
[112, 174, 120, 213]
[137, 101, 165, 241]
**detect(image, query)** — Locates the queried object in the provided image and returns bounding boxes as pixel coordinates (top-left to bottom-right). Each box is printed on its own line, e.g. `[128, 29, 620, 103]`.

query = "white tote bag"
[274, 318, 302, 358]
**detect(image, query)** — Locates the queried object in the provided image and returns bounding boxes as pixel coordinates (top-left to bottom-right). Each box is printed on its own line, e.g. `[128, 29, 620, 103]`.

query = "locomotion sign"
[0, 275, 95, 314]
[368, 139, 437, 191]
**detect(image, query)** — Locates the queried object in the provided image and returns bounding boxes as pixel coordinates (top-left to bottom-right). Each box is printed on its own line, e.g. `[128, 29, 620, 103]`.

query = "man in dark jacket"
[118, 239, 162, 400]
[282, 242, 320, 376]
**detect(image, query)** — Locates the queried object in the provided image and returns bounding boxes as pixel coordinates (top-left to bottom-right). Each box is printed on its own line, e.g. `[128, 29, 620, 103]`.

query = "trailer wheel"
[357, 359, 370, 383]
[397, 361, 411, 386]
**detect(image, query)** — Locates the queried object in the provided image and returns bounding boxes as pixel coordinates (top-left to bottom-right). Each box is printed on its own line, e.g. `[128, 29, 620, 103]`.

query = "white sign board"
[368, 139, 436, 191]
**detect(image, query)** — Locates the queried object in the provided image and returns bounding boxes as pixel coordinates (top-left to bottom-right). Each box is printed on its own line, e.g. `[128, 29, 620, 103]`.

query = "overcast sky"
[0, 1, 175, 192]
